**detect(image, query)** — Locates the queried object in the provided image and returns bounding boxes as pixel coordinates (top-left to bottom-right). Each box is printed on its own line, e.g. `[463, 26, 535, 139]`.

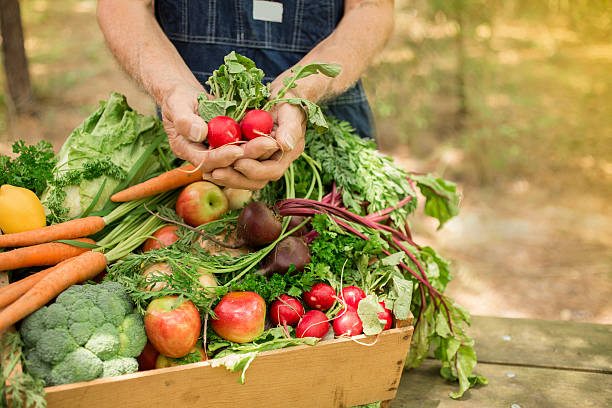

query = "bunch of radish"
[269, 282, 394, 341]
[207, 110, 274, 149]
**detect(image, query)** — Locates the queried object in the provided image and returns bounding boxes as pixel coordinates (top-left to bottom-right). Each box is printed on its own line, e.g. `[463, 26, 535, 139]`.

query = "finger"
[169, 131, 243, 170]
[242, 137, 280, 160]
[273, 103, 306, 152]
[164, 97, 208, 143]
[174, 113, 208, 143]
[209, 167, 268, 190]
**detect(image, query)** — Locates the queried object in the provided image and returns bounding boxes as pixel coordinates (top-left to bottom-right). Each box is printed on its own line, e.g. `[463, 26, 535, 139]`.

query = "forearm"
[96, 0, 203, 106]
[276, 0, 394, 103]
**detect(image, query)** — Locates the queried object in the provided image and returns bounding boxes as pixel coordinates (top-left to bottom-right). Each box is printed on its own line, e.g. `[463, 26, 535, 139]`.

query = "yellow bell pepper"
[0, 184, 46, 234]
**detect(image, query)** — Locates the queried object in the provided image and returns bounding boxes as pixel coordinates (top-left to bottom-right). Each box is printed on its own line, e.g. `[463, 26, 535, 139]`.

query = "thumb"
[275, 105, 305, 152]
[174, 111, 208, 143]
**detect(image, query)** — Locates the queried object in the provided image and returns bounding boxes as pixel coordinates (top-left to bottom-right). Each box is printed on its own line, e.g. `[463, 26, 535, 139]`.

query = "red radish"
[240, 109, 273, 140]
[207, 116, 241, 148]
[142, 225, 179, 252]
[340, 286, 366, 309]
[333, 307, 363, 337]
[378, 301, 393, 330]
[296, 310, 329, 339]
[269, 295, 304, 326]
[303, 283, 336, 311]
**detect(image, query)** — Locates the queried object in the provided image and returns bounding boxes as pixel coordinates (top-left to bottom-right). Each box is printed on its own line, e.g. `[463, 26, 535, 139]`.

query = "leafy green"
[388, 276, 414, 320]
[304, 118, 418, 230]
[409, 174, 461, 229]
[0, 140, 56, 196]
[208, 327, 318, 384]
[41, 92, 174, 223]
[357, 295, 386, 335]
[0, 332, 47, 408]
[232, 265, 323, 302]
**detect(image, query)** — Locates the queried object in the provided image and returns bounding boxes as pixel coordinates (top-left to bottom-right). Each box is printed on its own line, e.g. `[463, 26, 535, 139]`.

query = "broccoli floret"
[20, 307, 48, 348]
[55, 285, 85, 309]
[101, 357, 139, 378]
[89, 306, 106, 327]
[97, 292, 128, 326]
[20, 281, 146, 386]
[85, 323, 120, 361]
[36, 328, 78, 365]
[48, 348, 103, 386]
[118, 313, 147, 358]
[24, 348, 52, 384]
[68, 298, 95, 323]
[45, 303, 69, 329]
[70, 322, 95, 346]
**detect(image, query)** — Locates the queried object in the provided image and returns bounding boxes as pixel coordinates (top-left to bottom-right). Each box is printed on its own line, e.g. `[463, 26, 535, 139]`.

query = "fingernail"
[190, 123, 203, 142]
[201, 172, 212, 180]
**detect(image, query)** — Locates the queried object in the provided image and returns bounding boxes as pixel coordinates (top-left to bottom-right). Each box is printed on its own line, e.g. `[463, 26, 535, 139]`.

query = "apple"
[223, 187, 252, 210]
[269, 295, 304, 326]
[155, 345, 206, 369]
[142, 225, 179, 252]
[141, 262, 172, 291]
[137, 341, 160, 371]
[211, 291, 266, 343]
[144, 296, 201, 358]
[176, 181, 229, 227]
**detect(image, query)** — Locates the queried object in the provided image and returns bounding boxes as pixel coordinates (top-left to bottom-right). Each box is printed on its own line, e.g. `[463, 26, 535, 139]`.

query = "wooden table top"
[392, 315, 612, 408]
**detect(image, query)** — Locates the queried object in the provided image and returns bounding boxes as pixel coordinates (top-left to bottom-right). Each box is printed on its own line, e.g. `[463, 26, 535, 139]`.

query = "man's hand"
[202, 100, 307, 190]
[161, 84, 244, 172]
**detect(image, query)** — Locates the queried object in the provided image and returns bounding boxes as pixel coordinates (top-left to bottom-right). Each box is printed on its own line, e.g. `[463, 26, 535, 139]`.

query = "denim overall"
[154, 0, 375, 139]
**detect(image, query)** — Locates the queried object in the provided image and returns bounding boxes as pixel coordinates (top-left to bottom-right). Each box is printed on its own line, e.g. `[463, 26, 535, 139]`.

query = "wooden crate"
[2, 271, 413, 407]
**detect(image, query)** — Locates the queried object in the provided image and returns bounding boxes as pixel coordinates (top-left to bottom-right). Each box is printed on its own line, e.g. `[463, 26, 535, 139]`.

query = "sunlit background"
[1, 0, 610, 323]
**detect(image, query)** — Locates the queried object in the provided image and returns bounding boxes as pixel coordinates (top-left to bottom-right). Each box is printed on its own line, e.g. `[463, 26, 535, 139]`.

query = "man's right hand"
[161, 84, 244, 172]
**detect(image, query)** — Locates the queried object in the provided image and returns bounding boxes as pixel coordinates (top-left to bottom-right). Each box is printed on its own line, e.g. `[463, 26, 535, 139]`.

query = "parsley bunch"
[0, 140, 56, 196]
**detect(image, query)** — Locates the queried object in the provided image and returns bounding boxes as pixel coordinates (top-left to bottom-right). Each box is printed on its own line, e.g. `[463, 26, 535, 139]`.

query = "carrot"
[0, 216, 105, 248]
[0, 258, 77, 309]
[111, 164, 202, 202]
[0, 251, 107, 331]
[0, 238, 95, 272]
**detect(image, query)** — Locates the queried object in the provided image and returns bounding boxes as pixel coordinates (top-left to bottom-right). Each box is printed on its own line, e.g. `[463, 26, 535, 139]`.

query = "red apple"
[176, 181, 229, 227]
[269, 295, 304, 326]
[137, 341, 159, 371]
[142, 225, 179, 252]
[211, 291, 266, 343]
[144, 296, 201, 358]
[155, 346, 207, 369]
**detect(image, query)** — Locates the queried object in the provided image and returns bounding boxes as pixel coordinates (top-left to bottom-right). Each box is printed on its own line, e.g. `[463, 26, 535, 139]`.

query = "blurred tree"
[0, 0, 34, 118]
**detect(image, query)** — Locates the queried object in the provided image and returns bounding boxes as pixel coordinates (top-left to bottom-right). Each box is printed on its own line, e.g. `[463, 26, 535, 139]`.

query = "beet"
[237, 201, 282, 247]
[259, 236, 311, 276]
[287, 215, 309, 237]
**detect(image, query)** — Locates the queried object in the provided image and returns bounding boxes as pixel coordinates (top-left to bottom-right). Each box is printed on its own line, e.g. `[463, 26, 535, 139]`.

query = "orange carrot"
[0, 216, 105, 248]
[0, 251, 107, 331]
[0, 258, 77, 308]
[0, 238, 95, 272]
[111, 164, 202, 202]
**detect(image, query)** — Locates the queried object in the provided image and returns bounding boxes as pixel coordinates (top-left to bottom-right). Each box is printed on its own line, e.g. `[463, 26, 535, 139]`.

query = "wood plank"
[469, 315, 612, 372]
[394, 359, 612, 408]
[44, 325, 413, 408]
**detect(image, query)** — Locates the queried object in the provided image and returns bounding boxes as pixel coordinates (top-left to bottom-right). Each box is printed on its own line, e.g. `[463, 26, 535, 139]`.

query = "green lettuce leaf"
[41, 92, 173, 223]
